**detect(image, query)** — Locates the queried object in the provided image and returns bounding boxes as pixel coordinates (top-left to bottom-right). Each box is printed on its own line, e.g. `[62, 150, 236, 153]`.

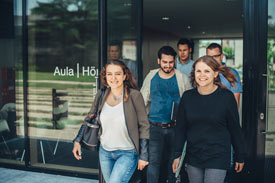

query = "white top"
[99, 101, 134, 151]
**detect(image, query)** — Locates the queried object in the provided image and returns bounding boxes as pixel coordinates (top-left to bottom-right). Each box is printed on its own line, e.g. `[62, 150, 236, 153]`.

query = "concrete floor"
[0, 168, 98, 183]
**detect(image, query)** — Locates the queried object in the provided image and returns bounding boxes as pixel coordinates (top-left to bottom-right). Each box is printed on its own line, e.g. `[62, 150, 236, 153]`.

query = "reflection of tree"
[268, 39, 275, 90]
[223, 47, 234, 59]
[268, 15, 275, 37]
[29, 0, 98, 72]
[268, 13, 275, 90]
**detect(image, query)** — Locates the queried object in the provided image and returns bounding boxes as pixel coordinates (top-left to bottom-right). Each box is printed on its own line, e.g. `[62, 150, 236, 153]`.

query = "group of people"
[72, 38, 245, 183]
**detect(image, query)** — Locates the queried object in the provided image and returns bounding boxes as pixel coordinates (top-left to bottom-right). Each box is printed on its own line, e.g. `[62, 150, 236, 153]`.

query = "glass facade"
[0, 0, 141, 177]
[0, 0, 25, 165]
[26, 0, 99, 173]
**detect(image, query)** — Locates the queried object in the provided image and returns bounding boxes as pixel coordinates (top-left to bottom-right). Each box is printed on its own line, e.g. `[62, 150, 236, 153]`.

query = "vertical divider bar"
[22, 0, 30, 167]
[98, 0, 107, 182]
[137, 0, 143, 88]
[98, 0, 107, 89]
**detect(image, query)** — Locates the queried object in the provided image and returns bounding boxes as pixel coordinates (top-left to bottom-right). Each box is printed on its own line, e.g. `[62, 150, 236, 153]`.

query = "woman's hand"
[235, 162, 244, 173]
[137, 160, 149, 170]
[172, 157, 181, 173]
[72, 141, 82, 160]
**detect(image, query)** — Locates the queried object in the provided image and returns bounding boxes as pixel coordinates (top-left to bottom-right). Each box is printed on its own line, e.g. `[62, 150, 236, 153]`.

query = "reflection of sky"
[269, 0, 275, 24]
[14, 0, 22, 16]
[27, 0, 39, 15]
[14, 0, 39, 15]
[15, 0, 76, 15]
[14, 0, 53, 16]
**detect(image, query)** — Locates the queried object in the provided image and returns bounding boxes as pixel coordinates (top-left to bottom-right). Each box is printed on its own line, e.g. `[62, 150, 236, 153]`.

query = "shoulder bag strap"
[94, 87, 106, 116]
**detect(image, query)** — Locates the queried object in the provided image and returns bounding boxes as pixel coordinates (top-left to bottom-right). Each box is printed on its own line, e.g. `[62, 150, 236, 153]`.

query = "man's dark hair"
[109, 40, 122, 50]
[157, 46, 177, 59]
[177, 38, 192, 49]
[207, 43, 223, 53]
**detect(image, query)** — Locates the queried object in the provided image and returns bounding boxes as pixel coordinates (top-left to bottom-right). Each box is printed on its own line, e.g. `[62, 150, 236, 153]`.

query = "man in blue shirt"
[175, 38, 194, 78]
[206, 43, 242, 108]
[141, 46, 191, 183]
[108, 40, 138, 81]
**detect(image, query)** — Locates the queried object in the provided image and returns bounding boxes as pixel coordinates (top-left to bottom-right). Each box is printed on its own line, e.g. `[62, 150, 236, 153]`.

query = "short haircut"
[177, 38, 192, 49]
[109, 40, 122, 50]
[207, 43, 223, 53]
[157, 46, 177, 59]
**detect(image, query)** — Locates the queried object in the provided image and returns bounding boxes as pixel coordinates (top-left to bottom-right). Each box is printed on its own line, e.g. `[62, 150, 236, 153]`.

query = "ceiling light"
[162, 17, 170, 21]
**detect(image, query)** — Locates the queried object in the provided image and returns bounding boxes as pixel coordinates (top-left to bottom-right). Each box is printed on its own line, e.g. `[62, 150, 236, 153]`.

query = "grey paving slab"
[0, 168, 98, 183]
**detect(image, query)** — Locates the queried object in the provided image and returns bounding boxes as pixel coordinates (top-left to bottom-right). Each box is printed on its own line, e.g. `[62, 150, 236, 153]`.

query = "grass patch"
[17, 123, 53, 129]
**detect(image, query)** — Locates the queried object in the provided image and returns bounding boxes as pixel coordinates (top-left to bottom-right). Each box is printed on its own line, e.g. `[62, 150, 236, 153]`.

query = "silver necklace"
[112, 92, 123, 101]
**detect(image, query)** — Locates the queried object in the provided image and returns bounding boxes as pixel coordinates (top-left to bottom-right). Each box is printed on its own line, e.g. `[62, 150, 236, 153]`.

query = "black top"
[174, 87, 245, 170]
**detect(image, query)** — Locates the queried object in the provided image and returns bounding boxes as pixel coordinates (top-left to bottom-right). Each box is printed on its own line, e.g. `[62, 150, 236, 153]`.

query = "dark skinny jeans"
[147, 124, 176, 183]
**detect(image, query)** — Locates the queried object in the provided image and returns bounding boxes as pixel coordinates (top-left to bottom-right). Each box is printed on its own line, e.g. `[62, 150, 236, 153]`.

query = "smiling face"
[194, 61, 219, 88]
[158, 53, 175, 74]
[105, 64, 126, 89]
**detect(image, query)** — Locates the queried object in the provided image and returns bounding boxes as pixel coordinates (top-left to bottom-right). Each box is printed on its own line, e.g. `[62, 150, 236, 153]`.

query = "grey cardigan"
[74, 87, 150, 160]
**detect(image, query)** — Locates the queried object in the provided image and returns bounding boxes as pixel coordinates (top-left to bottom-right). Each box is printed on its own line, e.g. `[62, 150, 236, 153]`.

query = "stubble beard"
[160, 66, 174, 74]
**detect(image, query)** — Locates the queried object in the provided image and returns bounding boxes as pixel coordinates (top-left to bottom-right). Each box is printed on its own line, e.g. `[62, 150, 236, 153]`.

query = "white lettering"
[82, 66, 90, 76]
[53, 66, 60, 76]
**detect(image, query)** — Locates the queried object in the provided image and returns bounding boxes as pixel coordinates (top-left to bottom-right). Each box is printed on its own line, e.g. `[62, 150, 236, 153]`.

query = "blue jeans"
[99, 145, 138, 183]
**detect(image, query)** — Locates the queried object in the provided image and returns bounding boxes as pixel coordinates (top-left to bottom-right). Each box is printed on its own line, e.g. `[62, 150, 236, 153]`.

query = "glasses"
[211, 53, 222, 58]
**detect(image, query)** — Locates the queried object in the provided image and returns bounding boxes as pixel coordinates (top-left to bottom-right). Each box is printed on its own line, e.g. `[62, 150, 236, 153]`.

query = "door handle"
[261, 130, 266, 134]
[259, 113, 265, 120]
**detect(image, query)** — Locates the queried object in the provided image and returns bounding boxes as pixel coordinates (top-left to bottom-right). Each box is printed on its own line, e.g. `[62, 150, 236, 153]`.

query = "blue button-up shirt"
[175, 57, 194, 78]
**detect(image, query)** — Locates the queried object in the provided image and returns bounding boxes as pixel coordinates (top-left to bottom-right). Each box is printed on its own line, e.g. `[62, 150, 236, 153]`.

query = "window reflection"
[107, 0, 139, 81]
[0, 0, 24, 164]
[27, 0, 99, 173]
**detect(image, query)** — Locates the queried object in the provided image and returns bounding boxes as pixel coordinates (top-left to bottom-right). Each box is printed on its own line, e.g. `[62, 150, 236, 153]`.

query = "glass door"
[106, 0, 140, 83]
[265, 0, 275, 182]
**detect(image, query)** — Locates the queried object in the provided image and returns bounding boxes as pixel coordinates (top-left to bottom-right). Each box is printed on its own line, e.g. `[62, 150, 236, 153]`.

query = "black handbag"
[81, 87, 106, 151]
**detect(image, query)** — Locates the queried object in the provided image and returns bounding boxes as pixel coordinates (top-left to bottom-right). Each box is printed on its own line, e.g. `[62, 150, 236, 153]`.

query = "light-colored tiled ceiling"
[144, 0, 243, 38]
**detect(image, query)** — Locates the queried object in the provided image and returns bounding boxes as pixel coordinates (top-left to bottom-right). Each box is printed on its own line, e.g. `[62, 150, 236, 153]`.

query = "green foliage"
[223, 47, 234, 59]
[29, 0, 99, 72]
[267, 39, 275, 90]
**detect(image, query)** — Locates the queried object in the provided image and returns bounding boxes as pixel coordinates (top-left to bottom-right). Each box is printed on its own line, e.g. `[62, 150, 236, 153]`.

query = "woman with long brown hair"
[73, 60, 149, 183]
[172, 56, 245, 183]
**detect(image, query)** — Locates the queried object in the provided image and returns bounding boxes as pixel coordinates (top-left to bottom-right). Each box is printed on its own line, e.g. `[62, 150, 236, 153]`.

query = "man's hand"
[235, 162, 244, 173]
[172, 157, 181, 173]
[72, 142, 82, 160]
[138, 160, 149, 170]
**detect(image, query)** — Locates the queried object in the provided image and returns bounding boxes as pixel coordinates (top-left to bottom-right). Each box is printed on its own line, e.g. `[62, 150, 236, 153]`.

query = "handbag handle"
[94, 87, 106, 117]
